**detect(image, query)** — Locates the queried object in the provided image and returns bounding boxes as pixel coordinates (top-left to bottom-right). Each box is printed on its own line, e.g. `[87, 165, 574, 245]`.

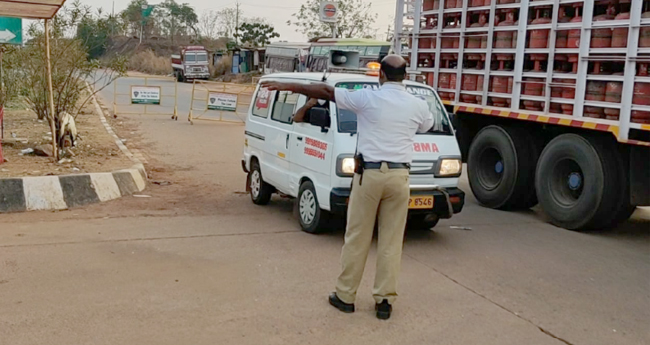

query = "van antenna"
[321, 68, 330, 82]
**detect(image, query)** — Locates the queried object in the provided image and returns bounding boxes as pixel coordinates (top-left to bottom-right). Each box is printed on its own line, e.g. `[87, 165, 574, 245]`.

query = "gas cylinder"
[450, 73, 457, 90]
[612, 12, 630, 48]
[462, 74, 478, 102]
[419, 36, 432, 49]
[467, 23, 483, 48]
[498, 0, 515, 3]
[471, 0, 483, 7]
[456, 0, 463, 8]
[632, 111, 650, 123]
[633, 82, 650, 105]
[423, 0, 440, 11]
[477, 74, 485, 103]
[584, 81, 606, 118]
[590, 7, 615, 49]
[555, 8, 570, 48]
[530, 14, 551, 48]
[568, 6, 583, 48]
[604, 73, 623, 120]
[439, 73, 451, 89]
[480, 13, 489, 48]
[512, 20, 519, 48]
[491, 76, 509, 107]
[523, 78, 545, 111]
[483, 0, 491, 5]
[507, 77, 513, 94]
[495, 12, 515, 49]
[640, 12, 650, 47]
[551, 78, 563, 98]
[445, 0, 457, 9]
[561, 79, 576, 115]
[550, 103, 563, 114]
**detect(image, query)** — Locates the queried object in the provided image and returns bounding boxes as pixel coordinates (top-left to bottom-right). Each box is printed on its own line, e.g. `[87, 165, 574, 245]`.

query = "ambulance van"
[242, 71, 465, 234]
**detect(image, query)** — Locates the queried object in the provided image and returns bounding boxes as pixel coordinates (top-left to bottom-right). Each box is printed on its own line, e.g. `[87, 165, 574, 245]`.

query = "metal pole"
[45, 20, 59, 160]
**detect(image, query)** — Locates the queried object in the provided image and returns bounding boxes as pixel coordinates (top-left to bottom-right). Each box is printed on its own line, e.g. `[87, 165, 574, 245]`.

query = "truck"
[171, 46, 210, 82]
[393, 0, 650, 231]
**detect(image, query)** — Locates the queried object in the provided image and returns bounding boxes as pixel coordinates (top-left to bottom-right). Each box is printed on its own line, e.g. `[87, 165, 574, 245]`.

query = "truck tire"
[535, 134, 623, 230]
[298, 180, 331, 234]
[248, 160, 274, 205]
[175, 71, 183, 82]
[467, 126, 539, 210]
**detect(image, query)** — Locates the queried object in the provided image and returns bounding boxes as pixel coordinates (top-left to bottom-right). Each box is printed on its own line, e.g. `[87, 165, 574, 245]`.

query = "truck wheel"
[175, 71, 182, 82]
[467, 126, 539, 210]
[249, 160, 273, 205]
[407, 214, 439, 230]
[535, 134, 622, 231]
[298, 180, 330, 234]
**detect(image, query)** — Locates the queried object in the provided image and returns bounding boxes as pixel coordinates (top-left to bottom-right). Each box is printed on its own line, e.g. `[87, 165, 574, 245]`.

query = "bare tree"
[197, 10, 220, 39]
[217, 6, 242, 38]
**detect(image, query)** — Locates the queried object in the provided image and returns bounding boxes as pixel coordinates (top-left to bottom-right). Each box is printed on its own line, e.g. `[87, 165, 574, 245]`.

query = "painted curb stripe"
[23, 176, 67, 211]
[59, 175, 100, 208]
[112, 171, 139, 196]
[90, 173, 122, 202]
[0, 179, 26, 213]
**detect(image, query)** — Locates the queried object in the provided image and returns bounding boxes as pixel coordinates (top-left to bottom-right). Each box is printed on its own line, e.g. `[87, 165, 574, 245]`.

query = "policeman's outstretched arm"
[260, 81, 336, 102]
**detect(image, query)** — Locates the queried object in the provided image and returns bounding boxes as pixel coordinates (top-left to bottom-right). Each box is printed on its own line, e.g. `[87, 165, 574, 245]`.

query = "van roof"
[260, 72, 431, 88]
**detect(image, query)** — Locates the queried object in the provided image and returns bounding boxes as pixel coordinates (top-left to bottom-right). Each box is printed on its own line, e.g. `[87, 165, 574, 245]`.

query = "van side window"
[252, 88, 274, 118]
[271, 91, 299, 124]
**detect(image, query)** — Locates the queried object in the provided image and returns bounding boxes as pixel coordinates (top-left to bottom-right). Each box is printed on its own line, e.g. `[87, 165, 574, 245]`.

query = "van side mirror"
[308, 107, 331, 129]
[449, 113, 458, 129]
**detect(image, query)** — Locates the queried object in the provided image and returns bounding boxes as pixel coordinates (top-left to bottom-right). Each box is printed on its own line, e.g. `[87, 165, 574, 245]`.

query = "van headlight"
[337, 155, 355, 177]
[436, 158, 462, 177]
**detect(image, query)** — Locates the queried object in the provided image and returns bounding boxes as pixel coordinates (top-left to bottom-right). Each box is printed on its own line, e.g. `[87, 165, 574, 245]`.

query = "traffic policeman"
[261, 55, 434, 320]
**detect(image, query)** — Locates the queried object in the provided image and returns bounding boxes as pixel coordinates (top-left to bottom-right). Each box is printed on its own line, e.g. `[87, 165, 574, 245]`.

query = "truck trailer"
[393, 0, 650, 230]
[171, 46, 210, 82]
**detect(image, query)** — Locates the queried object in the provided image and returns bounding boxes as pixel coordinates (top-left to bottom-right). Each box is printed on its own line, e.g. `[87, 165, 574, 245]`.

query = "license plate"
[409, 196, 434, 209]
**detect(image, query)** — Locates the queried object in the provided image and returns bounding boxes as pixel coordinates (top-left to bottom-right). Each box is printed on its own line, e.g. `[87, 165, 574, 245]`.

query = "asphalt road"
[0, 77, 648, 345]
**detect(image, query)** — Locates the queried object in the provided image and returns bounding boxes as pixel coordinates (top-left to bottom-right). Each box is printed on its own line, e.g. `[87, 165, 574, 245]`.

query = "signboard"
[320, 1, 338, 23]
[336, 82, 435, 96]
[0, 17, 22, 45]
[208, 92, 238, 112]
[131, 86, 161, 105]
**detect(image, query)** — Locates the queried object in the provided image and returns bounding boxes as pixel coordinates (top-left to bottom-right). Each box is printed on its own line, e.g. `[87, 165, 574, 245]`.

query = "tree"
[237, 22, 279, 47]
[217, 6, 242, 39]
[287, 0, 378, 39]
[121, 0, 150, 37]
[9, 2, 127, 160]
[157, 0, 198, 43]
[197, 10, 220, 39]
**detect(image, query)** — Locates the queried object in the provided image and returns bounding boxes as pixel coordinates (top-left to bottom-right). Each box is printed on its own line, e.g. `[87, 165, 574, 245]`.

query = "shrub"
[127, 49, 171, 75]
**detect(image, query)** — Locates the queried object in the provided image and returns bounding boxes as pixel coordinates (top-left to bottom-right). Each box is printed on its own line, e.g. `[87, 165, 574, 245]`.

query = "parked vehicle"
[172, 46, 210, 82]
[242, 67, 465, 233]
[264, 42, 311, 74]
[307, 38, 391, 72]
[394, 0, 650, 230]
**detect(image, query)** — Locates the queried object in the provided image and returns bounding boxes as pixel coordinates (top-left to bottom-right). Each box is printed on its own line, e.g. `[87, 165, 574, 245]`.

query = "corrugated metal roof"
[0, 0, 66, 20]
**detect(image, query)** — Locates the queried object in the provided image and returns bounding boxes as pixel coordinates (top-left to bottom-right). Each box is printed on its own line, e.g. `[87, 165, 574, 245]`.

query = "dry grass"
[128, 49, 171, 76]
[211, 57, 232, 78]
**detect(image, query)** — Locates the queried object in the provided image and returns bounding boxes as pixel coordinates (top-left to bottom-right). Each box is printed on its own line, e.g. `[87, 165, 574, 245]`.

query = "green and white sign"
[0, 17, 22, 45]
[131, 86, 161, 105]
[208, 92, 238, 112]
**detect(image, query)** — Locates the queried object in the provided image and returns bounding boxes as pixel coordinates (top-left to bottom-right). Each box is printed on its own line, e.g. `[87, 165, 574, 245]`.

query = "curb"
[0, 164, 147, 213]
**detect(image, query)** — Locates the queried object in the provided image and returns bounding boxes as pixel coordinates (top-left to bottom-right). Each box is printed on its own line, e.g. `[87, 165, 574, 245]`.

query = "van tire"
[298, 181, 330, 234]
[249, 160, 273, 205]
[467, 126, 539, 210]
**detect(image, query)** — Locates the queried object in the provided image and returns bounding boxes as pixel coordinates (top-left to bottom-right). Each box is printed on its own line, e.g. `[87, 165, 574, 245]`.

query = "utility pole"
[235, 1, 240, 45]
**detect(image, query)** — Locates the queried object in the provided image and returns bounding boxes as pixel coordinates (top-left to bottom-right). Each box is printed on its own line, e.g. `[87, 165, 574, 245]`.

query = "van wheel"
[298, 181, 330, 234]
[249, 160, 273, 205]
[407, 214, 439, 230]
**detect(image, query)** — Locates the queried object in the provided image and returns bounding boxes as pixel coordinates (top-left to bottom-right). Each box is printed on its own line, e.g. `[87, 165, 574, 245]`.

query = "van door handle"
[297, 136, 303, 141]
[286, 134, 290, 149]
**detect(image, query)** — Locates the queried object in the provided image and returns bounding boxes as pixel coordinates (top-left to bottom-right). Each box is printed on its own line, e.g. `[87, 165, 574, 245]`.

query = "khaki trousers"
[335, 163, 410, 305]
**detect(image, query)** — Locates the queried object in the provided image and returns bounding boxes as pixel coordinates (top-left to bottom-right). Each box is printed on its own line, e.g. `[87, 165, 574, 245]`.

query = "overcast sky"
[77, 0, 397, 42]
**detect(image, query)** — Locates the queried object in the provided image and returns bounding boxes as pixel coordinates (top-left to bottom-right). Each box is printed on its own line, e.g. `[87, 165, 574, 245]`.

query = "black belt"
[363, 162, 410, 170]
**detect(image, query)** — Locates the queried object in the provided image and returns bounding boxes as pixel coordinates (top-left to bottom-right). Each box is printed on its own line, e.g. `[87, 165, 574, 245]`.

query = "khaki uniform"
[335, 164, 410, 304]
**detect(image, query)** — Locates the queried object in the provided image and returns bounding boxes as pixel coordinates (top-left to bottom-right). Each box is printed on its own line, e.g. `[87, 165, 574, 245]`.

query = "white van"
[242, 72, 465, 233]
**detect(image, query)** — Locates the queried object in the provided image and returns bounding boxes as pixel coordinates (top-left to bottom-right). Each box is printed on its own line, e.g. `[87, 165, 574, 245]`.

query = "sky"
[77, 0, 397, 42]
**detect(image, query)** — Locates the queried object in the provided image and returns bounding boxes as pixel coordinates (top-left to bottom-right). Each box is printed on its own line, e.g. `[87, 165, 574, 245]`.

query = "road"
[0, 77, 649, 345]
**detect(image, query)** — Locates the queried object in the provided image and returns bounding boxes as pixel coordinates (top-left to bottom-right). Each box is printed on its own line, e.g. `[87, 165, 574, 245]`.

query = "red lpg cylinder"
[568, 6, 583, 48]
[633, 82, 650, 106]
[419, 36, 432, 49]
[561, 79, 576, 115]
[604, 73, 623, 120]
[640, 12, 650, 47]
[498, 0, 515, 3]
[450, 73, 457, 90]
[456, 0, 463, 7]
[590, 8, 615, 49]
[445, 0, 458, 9]
[423, 0, 440, 11]
[632, 111, 650, 123]
[491, 76, 509, 107]
[462, 74, 478, 102]
[550, 103, 563, 114]
[556, 7, 570, 48]
[467, 24, 483, 48]
[495, 12, 515, 48]
[480, 13, 489, 48]
[512, 20, 519, 48]
[471, 0, 483, 7]
[584, 81, 607, 118]
[439, 73, 451, 99]
[551, 78, 563, 98]
[477, 74, 485, 103]
[612, 12, 630, 48]
[530, 15, 551, 48]
[523, 78, 545, 111]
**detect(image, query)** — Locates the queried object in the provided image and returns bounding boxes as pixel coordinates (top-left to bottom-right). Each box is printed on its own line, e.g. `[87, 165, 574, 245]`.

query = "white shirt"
[335, 82, 434, 164]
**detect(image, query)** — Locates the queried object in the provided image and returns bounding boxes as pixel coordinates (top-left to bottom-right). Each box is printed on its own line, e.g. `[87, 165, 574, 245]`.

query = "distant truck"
[172, 46, 210, 82]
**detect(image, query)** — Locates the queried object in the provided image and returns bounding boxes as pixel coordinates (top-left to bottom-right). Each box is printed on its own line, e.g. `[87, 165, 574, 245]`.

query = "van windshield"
[335, 82, 453, 135]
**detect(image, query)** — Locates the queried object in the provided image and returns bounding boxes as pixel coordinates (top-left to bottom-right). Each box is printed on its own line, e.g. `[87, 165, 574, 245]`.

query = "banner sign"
[131, 86, 161, 105]
[208, 92, 238, 112]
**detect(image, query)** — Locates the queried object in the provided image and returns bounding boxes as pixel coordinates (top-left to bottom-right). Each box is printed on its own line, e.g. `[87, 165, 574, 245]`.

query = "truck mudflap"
[330, 186, 465, 217]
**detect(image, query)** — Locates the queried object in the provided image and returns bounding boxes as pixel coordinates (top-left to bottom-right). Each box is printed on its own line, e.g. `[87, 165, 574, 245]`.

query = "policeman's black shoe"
[375, 300, 392, 320]
[328, 293, 355, 313]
